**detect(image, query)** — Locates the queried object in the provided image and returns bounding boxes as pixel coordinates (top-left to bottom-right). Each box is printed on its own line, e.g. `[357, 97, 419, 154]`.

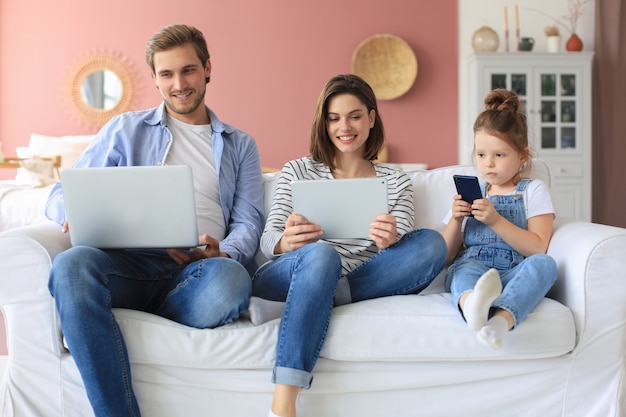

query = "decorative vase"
[547, 36, 561, 53]
[566, 33, 583, 52]
[471, 26, 499, 52]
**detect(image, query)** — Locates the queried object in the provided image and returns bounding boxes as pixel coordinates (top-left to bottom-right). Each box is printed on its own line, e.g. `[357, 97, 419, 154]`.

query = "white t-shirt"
[442, 179, 555, 230]
[165, 115, 226, 240]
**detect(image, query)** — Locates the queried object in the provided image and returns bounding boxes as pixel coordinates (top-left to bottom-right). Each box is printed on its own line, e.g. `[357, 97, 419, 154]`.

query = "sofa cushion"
[115, 292, 574, 369]
[320, 294, 574, 361]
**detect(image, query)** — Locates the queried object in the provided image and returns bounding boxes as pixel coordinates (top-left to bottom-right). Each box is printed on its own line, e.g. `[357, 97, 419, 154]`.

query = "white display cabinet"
[466, 52, 594, 221]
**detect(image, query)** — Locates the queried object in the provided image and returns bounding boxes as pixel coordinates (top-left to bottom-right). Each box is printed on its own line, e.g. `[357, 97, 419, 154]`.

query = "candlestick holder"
[505, 30, 509, 52]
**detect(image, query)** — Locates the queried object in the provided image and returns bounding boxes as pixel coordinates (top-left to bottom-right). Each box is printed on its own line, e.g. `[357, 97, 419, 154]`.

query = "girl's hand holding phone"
[451, 194, 474, 219]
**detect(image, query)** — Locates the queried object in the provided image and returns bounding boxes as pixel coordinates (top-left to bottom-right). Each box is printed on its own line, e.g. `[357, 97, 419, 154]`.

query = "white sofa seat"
[113, 292, 574, 371]
[1, 161, 625, 417]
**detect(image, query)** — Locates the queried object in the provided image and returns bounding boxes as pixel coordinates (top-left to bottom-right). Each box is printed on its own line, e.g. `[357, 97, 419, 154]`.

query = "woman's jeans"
[48, 246, 251, 417]
[252, 228, 446, 389]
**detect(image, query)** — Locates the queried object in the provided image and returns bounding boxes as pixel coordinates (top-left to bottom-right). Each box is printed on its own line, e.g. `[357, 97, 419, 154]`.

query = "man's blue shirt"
[46, 103, 265, 270]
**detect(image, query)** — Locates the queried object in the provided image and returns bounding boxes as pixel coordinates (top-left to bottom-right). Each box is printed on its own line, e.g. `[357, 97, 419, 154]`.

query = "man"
[45, 24, 265, 416]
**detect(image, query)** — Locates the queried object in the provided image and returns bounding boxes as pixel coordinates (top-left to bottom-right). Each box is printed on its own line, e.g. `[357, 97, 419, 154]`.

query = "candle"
[504, 6, 509, 31]
[515, 4, 519, 31]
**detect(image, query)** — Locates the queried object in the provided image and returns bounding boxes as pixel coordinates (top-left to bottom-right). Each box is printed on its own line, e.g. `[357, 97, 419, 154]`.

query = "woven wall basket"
[351, 34, 418, 100]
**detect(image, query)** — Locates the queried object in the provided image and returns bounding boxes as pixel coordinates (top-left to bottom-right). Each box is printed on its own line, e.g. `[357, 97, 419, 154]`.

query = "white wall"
[457, 0, 595, 164]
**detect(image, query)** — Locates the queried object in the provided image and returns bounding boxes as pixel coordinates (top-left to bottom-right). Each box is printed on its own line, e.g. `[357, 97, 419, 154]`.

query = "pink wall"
[0, 0, 458, 354]
[0, 0, 458, 181]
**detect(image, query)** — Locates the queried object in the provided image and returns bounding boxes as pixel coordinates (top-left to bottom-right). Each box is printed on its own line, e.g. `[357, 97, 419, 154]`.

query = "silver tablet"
[291, 177, 388, 239]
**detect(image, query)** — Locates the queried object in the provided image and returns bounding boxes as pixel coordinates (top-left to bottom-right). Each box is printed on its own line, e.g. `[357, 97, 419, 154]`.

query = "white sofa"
[1, 160, 625, 417]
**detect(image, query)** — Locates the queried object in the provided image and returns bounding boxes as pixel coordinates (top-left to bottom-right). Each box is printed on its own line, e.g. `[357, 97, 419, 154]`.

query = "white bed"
[0, 134, 95, 233]
[0, 181, 53, 232]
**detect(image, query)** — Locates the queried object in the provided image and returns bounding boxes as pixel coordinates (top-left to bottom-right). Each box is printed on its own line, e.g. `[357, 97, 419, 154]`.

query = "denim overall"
[445, 179, 557, 328]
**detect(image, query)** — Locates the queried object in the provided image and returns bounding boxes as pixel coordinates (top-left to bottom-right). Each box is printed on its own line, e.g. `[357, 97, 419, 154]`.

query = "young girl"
[252, 74, 447, 417]
[442, 88, 557, 350]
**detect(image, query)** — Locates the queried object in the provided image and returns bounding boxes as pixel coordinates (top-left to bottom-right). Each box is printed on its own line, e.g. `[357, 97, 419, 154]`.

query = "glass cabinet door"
[490, 73, 527, 113]
[484, 67, 581, 154]
[537, 71, 579, 151]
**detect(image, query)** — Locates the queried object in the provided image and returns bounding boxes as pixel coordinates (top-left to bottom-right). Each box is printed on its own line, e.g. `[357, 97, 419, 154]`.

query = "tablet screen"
[291, 177, 388, 239]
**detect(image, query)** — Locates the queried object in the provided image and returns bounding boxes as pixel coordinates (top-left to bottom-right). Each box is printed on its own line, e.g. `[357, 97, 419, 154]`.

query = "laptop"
[60, 165, 199, 249]
[291, 177, 388, 239]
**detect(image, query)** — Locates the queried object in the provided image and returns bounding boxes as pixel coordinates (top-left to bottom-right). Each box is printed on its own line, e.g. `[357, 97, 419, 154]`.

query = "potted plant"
[544, 25, 561, 52]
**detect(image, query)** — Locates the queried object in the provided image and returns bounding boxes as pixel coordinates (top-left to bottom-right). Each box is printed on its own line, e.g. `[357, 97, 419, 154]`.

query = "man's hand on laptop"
[166, 234, 230, 265]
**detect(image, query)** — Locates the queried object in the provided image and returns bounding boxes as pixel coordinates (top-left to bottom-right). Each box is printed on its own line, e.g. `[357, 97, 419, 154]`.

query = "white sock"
[463, 268, 502, 331]
[477, 315, 509, 349]
[249, 296, 285, 325]
[268, 410, 283, 417]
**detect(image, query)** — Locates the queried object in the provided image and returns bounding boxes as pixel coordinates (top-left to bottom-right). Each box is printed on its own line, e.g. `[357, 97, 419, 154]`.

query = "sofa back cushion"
[408, 159, 550, 231]
[261, 159, 551, 233]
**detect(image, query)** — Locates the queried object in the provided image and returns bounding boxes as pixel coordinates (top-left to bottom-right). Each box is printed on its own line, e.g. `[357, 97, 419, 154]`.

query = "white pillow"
[16, 159, 56, 187]
[26, 134, 95, 168]
[14, 134, 96, 184]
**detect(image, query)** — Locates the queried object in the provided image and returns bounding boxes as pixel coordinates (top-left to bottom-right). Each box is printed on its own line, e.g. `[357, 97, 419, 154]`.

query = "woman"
[252, 74, 447, 417]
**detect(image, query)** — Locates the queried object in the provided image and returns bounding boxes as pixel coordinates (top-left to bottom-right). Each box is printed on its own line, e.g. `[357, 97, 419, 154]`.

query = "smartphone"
[453, 175, 483, 203]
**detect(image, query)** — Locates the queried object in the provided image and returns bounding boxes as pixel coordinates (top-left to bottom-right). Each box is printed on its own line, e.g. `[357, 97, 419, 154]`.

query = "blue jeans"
[48, 246, 251, 417]
[252, 228, 446, 389]
[445, 254, 557, 327]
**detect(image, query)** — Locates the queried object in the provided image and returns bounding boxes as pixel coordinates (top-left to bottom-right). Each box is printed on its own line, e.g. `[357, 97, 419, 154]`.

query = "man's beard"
[165, 86, 206, 116]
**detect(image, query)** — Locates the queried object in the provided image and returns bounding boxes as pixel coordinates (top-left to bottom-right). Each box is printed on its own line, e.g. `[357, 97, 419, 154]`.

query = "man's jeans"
[49, 246, 251, 417]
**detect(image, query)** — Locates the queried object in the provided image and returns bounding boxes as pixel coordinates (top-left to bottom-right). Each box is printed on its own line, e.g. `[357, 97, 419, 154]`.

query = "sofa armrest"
[546, 217, 626, 413]
[0, 221, 70, 351]
[0, 221, 77, 414]
[0, 221, 69, 298]
[0, 220, 70, 255]
[547, 217, 626, 344]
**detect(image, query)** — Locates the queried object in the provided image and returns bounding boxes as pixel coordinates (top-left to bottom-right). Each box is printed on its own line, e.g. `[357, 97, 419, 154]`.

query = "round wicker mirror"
[68, 51, 137, 129]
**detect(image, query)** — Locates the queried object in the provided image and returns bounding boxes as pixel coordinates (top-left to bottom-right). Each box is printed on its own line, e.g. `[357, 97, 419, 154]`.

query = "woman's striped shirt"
[260, 157, 415, 276]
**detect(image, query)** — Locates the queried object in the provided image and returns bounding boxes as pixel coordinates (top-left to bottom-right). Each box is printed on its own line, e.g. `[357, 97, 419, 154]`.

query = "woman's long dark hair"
[309, 74, 385, 169]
